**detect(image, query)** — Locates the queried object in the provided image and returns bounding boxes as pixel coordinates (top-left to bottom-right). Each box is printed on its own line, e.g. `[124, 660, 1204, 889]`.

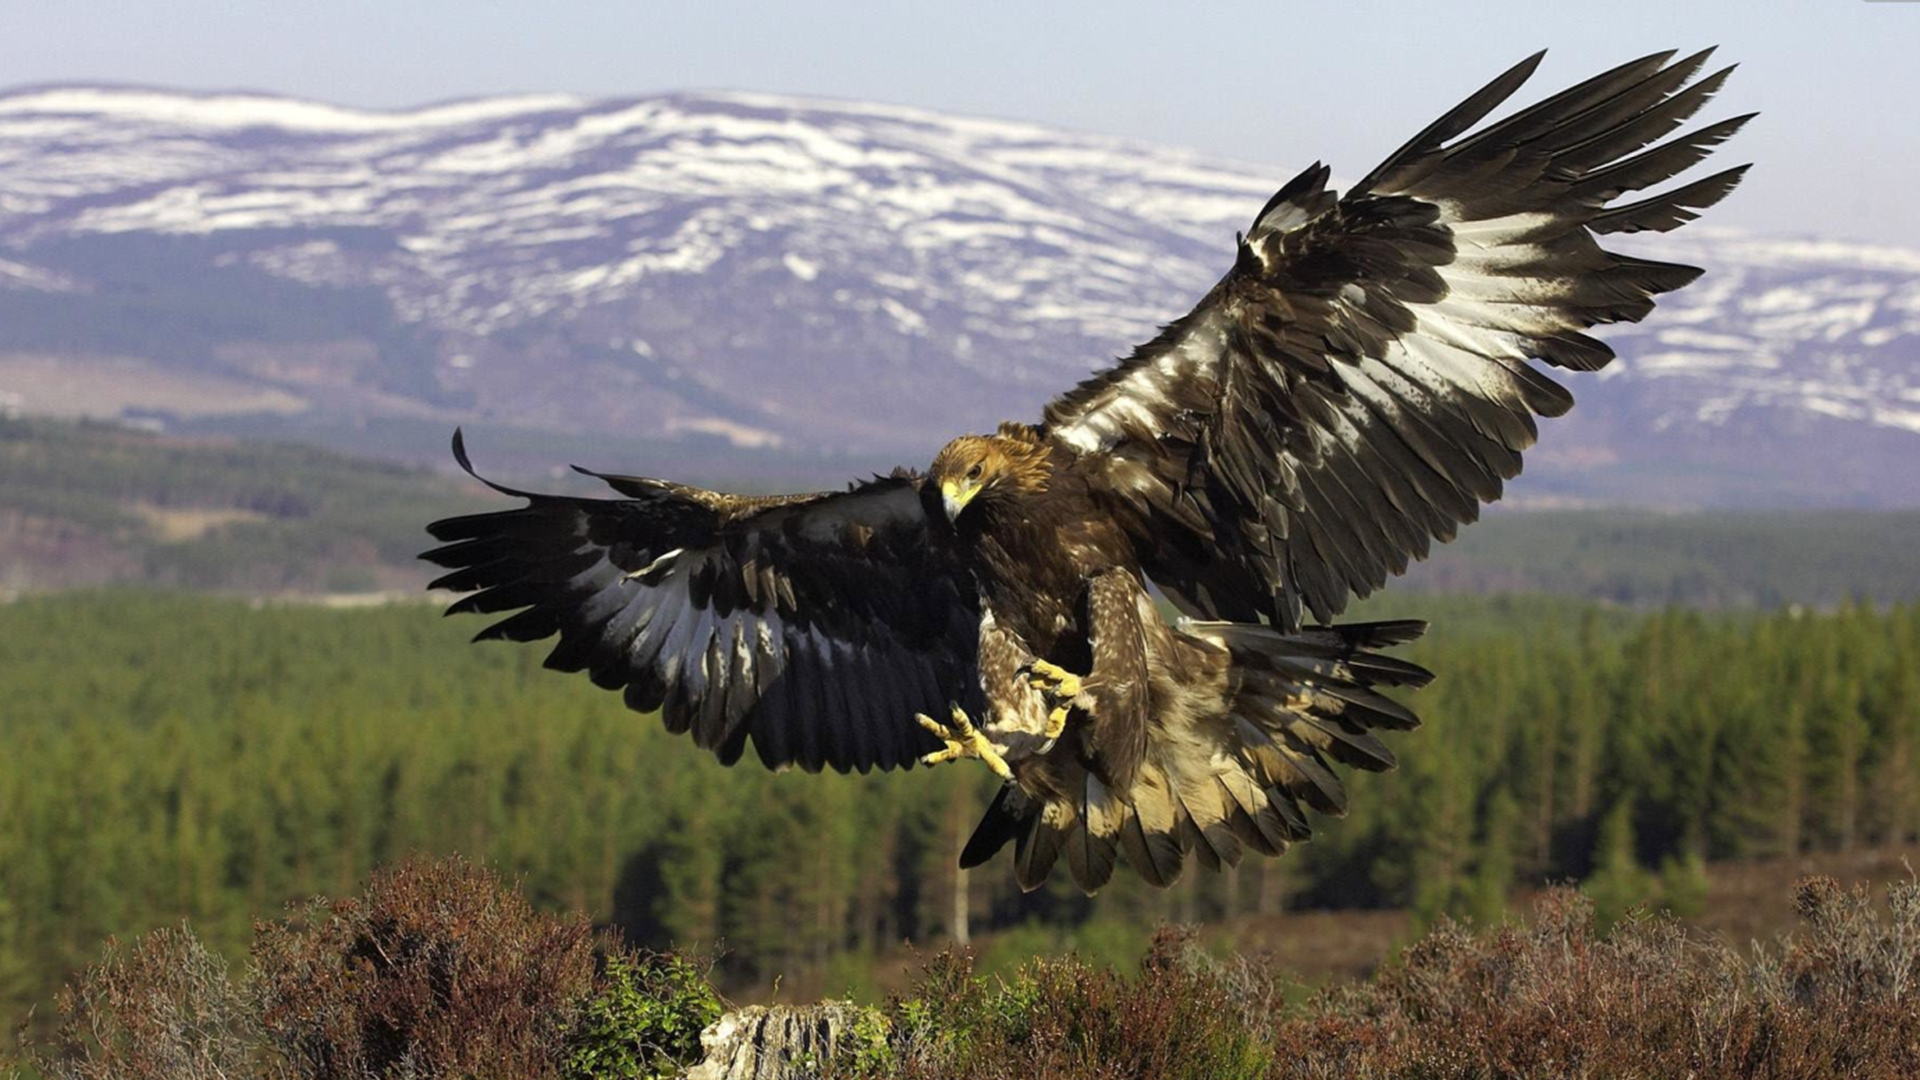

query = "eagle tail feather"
[1014, 800, 1069, 891]
[959, 784, 1028, 871]
[1116, 762, 1185, 888]
[963, 618, 1427, 893]
[1116, 617, 1432, 884]
[1063, 772, 1122, 893]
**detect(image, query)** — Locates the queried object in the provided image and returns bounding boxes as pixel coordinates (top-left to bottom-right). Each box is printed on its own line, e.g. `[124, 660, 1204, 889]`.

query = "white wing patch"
[1051, 324, 1223, 453]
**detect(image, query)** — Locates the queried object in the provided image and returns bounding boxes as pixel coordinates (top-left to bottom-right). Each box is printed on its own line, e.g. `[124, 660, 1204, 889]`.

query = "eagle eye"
[966, 462, 984, 481]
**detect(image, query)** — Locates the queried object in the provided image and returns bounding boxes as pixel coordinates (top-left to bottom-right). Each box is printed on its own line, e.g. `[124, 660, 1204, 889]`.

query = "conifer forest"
[5, 589, 1917, 1031]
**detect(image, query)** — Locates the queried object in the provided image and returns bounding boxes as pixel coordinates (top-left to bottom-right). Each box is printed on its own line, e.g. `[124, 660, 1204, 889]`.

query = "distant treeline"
[1400, 507, 1920, 607]
[5, 415, 1920, 605]
[3, 591, 1917, 1028]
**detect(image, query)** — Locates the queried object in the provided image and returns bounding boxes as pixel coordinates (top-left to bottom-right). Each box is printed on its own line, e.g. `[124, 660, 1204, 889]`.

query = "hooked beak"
[941, 478, 980, 523]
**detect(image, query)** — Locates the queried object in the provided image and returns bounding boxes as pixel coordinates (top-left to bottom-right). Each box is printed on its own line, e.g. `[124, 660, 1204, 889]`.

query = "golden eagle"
[424, 50, 1747, 892]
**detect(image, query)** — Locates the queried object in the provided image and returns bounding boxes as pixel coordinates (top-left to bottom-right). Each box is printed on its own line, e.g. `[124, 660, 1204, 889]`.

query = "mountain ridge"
[2, 83, 1916, 505]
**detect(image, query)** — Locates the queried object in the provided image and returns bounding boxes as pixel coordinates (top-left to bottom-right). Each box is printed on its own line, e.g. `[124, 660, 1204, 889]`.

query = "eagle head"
[929, 425, 1050, 524]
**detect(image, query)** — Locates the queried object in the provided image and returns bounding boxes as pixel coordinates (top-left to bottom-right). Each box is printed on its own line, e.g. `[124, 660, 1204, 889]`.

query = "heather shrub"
[844, 877, 1920, 1080]
[27, 857, 729, 1080]
[36, 925, 283, 1080]
[253, 856, 599, 1079]
[1771, 873, 1920, 1006]
[1270, 880, 1920, 1079]
[22, 860, 1920, 1080]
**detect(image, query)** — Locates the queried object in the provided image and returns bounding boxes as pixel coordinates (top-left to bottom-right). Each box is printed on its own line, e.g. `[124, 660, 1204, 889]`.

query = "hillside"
[1, 84, 1917, 505]
[5, 417, 1920, 603]
[0, 416, 483, 593]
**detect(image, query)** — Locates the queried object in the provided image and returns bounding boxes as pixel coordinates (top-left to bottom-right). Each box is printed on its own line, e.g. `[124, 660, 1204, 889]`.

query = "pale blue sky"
[4, 0, 1917, 244]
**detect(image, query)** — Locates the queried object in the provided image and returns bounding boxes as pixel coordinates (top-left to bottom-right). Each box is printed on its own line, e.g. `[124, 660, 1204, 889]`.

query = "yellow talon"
[1026, 658, 1084, 700]
[1044, 704, 1070, 740]
[916, 704, 1014, 781]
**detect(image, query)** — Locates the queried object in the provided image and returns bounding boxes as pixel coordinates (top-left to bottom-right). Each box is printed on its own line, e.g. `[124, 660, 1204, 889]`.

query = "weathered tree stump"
[685, 1002, 874, 1079]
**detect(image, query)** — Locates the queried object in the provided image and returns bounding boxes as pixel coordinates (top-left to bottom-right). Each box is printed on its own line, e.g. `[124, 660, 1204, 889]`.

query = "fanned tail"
[962, 618, 1430, 893]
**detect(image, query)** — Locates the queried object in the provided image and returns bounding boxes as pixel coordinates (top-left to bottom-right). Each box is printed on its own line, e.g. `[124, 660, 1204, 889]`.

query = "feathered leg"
[1078, 569, 1153, 791]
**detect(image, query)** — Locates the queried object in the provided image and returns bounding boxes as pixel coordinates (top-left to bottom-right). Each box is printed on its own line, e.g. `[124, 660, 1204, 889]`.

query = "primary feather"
[1045, 50, 1749, 630]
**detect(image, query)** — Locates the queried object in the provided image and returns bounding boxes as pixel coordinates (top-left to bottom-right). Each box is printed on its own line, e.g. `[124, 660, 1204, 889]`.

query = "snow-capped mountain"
[1, 84, 1915, 506]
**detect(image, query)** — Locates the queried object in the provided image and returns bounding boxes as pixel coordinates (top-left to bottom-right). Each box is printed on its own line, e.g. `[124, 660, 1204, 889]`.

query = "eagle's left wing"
[1044, 49, 1749, 630]
[422, 431, 980, 773]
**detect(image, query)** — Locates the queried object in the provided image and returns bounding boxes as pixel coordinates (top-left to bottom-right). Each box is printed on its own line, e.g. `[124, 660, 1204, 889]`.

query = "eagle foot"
[917, 704, 1014, 781]
[1022, 660, 1085, 740]
[1023, 658, 1085, 700]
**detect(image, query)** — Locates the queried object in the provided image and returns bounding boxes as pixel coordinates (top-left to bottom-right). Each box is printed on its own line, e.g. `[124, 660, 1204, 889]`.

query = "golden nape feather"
[426, 49, 1746, 891]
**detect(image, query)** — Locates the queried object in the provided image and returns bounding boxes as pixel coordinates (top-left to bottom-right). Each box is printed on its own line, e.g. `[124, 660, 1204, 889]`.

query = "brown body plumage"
[920, 423, 1425, 888]
[423, 49, 1748, 891]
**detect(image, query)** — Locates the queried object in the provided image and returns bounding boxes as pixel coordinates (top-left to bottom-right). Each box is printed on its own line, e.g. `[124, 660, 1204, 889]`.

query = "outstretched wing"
[422, 431, 980, 773]
[1044, 49, 1750, 630]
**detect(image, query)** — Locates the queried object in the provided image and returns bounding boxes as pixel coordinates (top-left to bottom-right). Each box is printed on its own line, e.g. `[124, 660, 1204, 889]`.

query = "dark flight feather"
[422, 431, 980, 773]
[1044, 49, 1749, 629]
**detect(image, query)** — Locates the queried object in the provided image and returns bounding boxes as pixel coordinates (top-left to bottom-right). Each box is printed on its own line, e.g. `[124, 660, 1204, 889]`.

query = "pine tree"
[1464, 789, 1519, 924]
[1584, 800, 1653, 935]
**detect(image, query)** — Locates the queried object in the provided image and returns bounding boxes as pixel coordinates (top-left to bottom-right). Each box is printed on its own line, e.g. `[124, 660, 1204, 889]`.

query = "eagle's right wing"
[422, 432, 981, 773]
[1044, 50, 1750, 630]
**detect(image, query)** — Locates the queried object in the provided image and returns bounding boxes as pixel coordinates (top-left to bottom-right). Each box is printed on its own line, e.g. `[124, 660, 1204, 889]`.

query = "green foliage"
[974, 919, 1145, 983]
[1463, 789, 1520, 925]
[1584, 801, 1657, 934]
[839, 1006, 896, 1075]
[563, 951, 723, 1080]
[1659, 852, 1712, 919]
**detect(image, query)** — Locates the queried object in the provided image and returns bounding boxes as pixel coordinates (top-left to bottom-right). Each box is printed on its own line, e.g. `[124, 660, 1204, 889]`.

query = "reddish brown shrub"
[252, 856, 597, 1079]
[25, 863, 1920, 1080]
[35, 924, 283, 1080]
[857, 878, 1920, 1080]
[23, 857, 729, 1080]
[1269, 880, 1920, 1080]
